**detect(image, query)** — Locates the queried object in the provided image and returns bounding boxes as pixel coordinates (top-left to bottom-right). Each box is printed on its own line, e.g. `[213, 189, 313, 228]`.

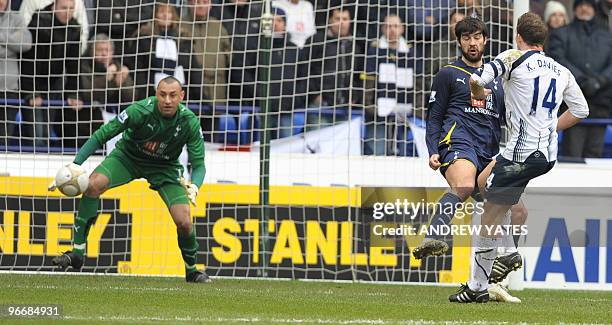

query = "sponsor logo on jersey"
[118, 111, 129, 124]
[456, 78, 466, 85]
[471, 98, 485, 108]
[466, 95, 498, 117]
[144, 141, 160, 153]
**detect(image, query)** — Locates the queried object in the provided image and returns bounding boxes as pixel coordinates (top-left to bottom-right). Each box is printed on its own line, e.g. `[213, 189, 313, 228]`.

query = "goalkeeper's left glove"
[180, 178, 199, 206]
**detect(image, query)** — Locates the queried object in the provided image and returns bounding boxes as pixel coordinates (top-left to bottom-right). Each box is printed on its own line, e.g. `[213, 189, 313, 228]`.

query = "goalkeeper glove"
[180, 177, 199, 206]
[48, 162, 82, 191]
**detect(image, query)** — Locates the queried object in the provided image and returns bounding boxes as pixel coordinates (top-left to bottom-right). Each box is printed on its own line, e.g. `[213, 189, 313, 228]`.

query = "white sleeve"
[564, 71, 589, 119]
[472, 49, 521, 86]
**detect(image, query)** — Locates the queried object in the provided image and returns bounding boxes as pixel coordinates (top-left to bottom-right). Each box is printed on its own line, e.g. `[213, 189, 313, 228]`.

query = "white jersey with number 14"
[474, 49, 589, 163]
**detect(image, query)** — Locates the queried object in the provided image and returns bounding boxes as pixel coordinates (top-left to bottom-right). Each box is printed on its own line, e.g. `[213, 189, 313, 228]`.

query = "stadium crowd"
[0, 0, 611, 157]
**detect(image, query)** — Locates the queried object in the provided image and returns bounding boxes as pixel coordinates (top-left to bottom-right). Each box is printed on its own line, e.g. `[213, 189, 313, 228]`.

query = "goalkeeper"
[51, 76, 210, 283]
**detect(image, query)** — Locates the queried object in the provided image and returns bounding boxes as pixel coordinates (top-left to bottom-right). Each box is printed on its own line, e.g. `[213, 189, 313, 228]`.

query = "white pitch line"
[61, 315, 533, 325]
[61, 315, 391, 324]
[2, 283, 184, 292]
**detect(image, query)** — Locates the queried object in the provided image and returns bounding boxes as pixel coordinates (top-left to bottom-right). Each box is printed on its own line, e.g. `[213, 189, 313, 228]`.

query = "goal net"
[0, 0, 517, 283]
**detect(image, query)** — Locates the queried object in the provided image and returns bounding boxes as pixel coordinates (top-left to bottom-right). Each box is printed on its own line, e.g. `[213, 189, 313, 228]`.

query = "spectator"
[67, 33, 134, 150]
[408, 0, 455, 41]
[307, 7, 364, 130]
[261, 7, 307, 138]
[430, 10, 465, 76]
[417, 10, 465, 119]
[181, 0, 231, 105]
[212, 0, 263, 37]
[218, 0, 263, 106]
[20, 0, 81, 147]
[530, 0, 546, 18]
[0, 0, 32, 147]
[272, 0, 315, 48]
[595, 0, 612, 31]
[92, 0, 155, 55]
[456, 0, 481, 17]
[548, 0, 612, 158]
[19, 0, 88, 54]
[544, 1, 568, 30]
[482, 0, 512, 57]
[363, 14, 420, 155]
[309, 0, 355, 33]
[354, 0, 411, 42]
[125, 1, 202, 101]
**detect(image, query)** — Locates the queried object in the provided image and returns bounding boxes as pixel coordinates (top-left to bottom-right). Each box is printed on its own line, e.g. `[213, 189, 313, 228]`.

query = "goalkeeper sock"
[425, 192, 462, 240]
[73, 196, 100, 257]
[178, 228, 199, 274]
[501, 211, 518, 254]
[468, 235, 500, 291]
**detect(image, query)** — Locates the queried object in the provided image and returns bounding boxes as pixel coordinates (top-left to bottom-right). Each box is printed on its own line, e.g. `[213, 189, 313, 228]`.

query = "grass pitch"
[0, 273, 610, 324]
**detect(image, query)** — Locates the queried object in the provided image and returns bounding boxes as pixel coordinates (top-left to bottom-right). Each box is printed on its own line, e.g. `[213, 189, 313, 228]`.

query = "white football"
[55, 164, 89, 197]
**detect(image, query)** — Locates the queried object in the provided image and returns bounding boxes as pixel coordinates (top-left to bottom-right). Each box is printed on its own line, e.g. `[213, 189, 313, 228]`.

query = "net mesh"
[0, 0, 515, 282]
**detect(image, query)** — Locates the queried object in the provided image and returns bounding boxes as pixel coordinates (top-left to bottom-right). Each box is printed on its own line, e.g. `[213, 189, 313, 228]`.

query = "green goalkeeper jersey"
[96, 97, 204, 168]
[75, 97, 205, 174]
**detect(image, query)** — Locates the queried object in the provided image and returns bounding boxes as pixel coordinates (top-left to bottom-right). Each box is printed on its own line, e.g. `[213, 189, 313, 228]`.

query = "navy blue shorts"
[438, 143, 492, 177]
[438, 143, 492, 201]
[485, 151, 555, 205]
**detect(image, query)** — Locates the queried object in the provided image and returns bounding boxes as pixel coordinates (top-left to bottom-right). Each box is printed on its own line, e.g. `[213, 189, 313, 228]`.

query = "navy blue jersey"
[426, 60, 505, 159]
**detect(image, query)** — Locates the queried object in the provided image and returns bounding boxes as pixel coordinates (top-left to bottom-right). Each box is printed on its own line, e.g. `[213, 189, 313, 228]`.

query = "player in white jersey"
[449, 13, 589, 303]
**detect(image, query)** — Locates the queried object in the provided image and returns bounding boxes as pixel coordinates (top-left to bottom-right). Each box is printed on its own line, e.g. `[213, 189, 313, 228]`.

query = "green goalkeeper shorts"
[93, 150, 190, 207]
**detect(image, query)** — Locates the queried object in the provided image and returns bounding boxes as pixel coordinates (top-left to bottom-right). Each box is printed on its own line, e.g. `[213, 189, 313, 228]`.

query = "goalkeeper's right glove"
[180, 177, 199, 206]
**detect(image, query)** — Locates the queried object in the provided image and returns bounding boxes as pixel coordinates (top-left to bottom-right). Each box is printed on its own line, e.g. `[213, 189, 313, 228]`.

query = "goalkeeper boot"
[489, 252, 522, 284]
[186, 270, 212, 283]
[412, 239, 448, 259]
[449, 283, 489, 303]
[51, 251, 83, 271]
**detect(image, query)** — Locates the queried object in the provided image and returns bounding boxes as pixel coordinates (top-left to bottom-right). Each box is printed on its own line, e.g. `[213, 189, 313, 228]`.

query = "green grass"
[0, 274, 610, 324]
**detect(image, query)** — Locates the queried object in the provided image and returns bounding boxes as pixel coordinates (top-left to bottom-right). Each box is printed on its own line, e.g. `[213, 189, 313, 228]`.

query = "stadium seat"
[239, 113, 258, 144]
[292, 112, 306, 135]
[216, 114, 239, 144]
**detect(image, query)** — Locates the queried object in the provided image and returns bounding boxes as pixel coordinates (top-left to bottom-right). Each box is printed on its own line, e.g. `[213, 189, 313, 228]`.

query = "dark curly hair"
[454, 17, 488, 40]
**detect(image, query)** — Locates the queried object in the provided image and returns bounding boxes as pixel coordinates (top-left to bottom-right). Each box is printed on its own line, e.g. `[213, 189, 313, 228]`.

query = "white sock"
[468, 235, 499, 291]
[502, 210, 518, 255]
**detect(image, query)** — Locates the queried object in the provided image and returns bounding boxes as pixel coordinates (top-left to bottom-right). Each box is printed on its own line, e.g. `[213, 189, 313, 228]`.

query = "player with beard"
[413, 18, 527, 294]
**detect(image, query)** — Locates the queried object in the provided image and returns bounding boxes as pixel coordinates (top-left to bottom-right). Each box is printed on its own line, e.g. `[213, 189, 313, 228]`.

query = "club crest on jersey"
[429, 91, 437, 103]
[117, 111, 128, 124]
[174, 125, 181, 137]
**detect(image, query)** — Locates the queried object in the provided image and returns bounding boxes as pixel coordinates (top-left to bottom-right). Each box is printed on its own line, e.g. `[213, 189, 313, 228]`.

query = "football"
[55, 164, 89, 197]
